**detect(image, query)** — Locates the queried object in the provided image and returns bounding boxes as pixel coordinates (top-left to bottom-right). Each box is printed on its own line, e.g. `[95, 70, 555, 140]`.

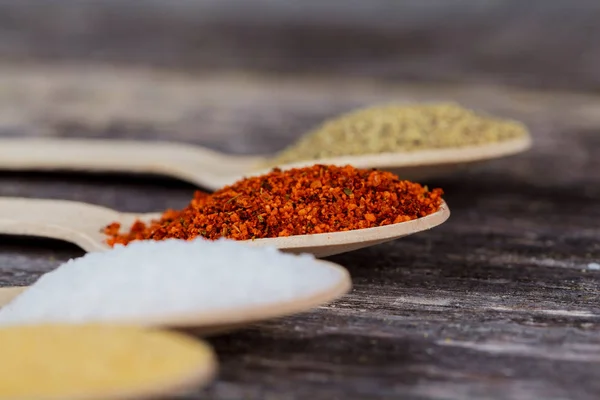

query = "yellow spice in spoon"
[269, 102, 529, 165]
[0, 324, 217, 400]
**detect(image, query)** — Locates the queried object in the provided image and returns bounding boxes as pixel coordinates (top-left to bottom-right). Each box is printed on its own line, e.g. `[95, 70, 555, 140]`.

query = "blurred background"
[0, 0, 599, 191]
[2, 0, 600, 89]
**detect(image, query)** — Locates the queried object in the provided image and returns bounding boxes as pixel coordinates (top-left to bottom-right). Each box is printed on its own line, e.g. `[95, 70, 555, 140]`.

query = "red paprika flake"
[104, 165, 444, 246]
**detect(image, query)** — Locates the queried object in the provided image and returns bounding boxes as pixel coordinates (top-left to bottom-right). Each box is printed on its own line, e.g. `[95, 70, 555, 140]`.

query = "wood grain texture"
[2, 0, 600, 92]
[0, 2, 599, 398]
[0, 66, 598, 399]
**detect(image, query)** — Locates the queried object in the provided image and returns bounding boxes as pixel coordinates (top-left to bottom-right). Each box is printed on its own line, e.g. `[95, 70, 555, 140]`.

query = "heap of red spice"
[104, 164, 444, 246]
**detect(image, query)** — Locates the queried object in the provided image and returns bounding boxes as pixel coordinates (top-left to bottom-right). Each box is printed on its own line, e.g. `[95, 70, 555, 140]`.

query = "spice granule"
[268, 102, 529, 166]
[105, 165, 443, 246]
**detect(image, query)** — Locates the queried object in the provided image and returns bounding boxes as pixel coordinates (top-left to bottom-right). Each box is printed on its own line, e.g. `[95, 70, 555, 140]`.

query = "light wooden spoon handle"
[0, 138, 264, 189]
[0, 197, 119, 252]
[0, 286, 25, 307]
[0, 138, 215, 172]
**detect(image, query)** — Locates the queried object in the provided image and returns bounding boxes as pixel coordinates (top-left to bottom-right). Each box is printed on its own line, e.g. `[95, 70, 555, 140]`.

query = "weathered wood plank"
[0, 65, 598, 399]
[2, 1, 600, 92]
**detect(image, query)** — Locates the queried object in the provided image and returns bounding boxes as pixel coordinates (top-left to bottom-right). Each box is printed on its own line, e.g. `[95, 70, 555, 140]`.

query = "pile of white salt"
[0, 239, 348, 326]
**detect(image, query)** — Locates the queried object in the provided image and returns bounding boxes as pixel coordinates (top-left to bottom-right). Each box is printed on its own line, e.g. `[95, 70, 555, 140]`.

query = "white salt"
[0, 239, 348, 325]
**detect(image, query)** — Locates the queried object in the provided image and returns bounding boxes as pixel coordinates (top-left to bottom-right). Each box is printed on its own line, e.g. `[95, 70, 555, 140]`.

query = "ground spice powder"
[0, 324, 216, 399]
[268, 102, 529, 165]
[105, 165, 443, 246]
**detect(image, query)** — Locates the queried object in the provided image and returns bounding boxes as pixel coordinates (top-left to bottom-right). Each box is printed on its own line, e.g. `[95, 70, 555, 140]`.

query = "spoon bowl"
[0, 135, 531, 189]
[0, 197, 450, 258]
[0, 252, 352, 335]
[0, 324, 218, 400]
[250, 136, 531, 181]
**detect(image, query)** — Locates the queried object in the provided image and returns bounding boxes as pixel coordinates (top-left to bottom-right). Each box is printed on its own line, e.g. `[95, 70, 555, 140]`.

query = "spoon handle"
[0, 138, 264, 189]
[0, 286, 25, 307]
[0, 197, 116, 252]
[0, 138, 199, 173]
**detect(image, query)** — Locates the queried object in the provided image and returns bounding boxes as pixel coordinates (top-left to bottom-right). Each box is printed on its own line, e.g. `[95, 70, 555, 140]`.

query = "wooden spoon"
[0, 197, 450, 258]
[0, 324, 217, 400]
[0, 135, 531, 190]
[0, 250, 352, 334]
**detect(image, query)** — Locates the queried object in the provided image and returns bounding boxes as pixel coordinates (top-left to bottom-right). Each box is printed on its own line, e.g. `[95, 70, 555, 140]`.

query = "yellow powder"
[268, 102, 529, 166]
[0, 324, 217, 400]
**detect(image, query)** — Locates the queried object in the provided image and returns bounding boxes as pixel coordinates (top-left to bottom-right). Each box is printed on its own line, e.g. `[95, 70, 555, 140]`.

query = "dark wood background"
[3, 0, 600, 92]
[0, 2, 599, 399]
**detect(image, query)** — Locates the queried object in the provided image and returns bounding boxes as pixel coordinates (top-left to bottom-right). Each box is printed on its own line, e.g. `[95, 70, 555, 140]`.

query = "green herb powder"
[268, 103, 529, 165]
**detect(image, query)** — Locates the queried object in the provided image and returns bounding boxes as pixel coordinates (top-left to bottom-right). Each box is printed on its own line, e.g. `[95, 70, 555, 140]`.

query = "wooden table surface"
[0, 66, 598, 400]
[0, 2, 599, 399]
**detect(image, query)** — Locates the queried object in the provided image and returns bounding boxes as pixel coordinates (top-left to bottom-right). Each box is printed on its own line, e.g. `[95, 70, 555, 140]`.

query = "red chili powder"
[104, 164, 444, 246]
